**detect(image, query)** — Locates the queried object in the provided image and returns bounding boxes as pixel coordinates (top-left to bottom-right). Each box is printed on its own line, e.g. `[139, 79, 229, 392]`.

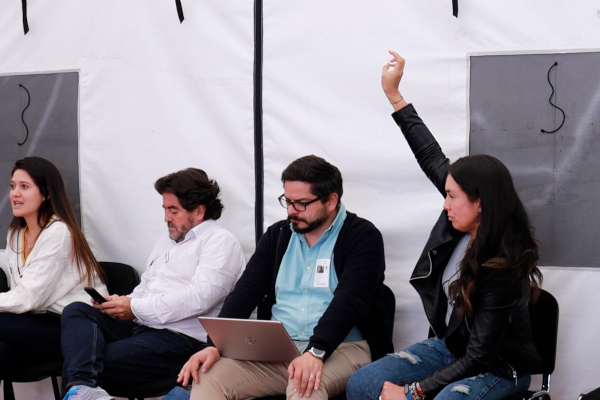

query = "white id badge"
[314, 259, 330, 288]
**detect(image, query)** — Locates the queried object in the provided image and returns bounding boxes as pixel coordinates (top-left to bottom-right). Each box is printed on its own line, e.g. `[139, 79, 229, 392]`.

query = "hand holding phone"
[84, 287, 108, 304]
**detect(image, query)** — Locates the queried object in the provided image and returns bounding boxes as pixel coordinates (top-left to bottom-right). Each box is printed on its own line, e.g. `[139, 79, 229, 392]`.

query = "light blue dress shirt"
[272, 203, 362, 348]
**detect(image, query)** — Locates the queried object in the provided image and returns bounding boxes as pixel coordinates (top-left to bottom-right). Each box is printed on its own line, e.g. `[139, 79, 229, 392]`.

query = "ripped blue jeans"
[346, 337, 530, 400]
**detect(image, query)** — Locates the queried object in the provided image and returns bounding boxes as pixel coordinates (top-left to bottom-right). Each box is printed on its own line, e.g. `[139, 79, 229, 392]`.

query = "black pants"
[0, 312, 62, 375]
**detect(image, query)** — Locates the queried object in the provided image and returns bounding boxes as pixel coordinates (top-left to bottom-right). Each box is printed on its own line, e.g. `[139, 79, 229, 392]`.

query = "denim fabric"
[163, 386, 191, 400]
[347, 337, 531, 400]
[0, 312, 62, 374]
[61, 302, 205, 395]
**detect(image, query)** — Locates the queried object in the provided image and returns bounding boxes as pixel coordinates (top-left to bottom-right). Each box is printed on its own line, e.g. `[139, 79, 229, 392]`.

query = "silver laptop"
[198, 317, 301, 362]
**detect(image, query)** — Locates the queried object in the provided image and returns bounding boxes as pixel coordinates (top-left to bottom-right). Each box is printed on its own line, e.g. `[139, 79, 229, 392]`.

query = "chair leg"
[51, 375, 61, 400]
[3, 380, 16, 400]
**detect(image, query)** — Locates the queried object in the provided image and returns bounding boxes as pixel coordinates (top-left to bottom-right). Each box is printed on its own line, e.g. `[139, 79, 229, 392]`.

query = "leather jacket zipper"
[498, 356, 518, 385]
[412, 251, 438, 337]
[409, 252, 435, 282]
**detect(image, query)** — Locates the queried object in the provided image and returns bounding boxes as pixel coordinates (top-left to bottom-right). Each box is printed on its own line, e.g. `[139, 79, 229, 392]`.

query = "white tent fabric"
[0, 1, 599, 399]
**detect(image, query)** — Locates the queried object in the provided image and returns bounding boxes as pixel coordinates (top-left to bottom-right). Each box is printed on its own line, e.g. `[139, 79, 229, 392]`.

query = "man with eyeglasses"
[166, 155, 393, 400]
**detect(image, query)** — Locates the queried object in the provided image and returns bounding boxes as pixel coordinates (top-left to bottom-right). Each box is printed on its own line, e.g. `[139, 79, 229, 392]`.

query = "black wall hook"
[18, 84, 31, 146]
[541, 62, 566, 134]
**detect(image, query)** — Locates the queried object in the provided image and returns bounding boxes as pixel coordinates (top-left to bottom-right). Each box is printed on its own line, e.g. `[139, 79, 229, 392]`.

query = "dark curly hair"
[154, 168, 223, 220]
[281, 155, 343, 208]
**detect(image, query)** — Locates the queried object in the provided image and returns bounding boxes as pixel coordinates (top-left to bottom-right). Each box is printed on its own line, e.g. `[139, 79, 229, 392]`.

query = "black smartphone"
[84, 287, 107, 304]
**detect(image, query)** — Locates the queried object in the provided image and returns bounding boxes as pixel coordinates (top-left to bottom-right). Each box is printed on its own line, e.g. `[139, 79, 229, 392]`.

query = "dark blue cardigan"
[218, 212, 393, 362]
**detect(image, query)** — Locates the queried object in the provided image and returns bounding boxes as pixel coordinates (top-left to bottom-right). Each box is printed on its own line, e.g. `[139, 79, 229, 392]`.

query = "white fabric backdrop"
[0, 1, 599, 399]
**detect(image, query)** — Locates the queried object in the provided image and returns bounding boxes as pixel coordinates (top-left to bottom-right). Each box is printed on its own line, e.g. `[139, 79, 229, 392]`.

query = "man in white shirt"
[60, 168, 245, 400]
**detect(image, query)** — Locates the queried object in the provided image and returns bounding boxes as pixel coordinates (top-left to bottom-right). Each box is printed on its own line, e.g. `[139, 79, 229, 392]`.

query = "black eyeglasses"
[278, 195, 324, 212]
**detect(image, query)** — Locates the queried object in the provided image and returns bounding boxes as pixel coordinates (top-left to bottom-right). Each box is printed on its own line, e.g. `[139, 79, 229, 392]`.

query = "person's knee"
[163, 386, 190, 400]
[346, 368, 367, 398]
[62, 301, 91, 317]
[61, 302, 98, 326]
[347, 360, 389, 400]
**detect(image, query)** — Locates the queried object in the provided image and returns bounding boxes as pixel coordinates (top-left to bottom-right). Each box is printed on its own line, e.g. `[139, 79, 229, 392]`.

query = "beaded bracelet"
[404, 384, 413, 400]
[405, 382, 426, 400]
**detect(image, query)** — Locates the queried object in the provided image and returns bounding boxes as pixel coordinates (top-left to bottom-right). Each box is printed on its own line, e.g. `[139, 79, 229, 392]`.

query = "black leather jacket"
[393, 104, 542, 397]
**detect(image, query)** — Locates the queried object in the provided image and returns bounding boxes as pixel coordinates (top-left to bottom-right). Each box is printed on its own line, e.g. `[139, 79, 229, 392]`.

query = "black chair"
[0, 268, 62, 400]
[504, 288, 559, 400]
[99, 261, 141, 297]
[2, 360, 63, 400]
[258, 284, 397, 400]
[579, 387, 600, 400]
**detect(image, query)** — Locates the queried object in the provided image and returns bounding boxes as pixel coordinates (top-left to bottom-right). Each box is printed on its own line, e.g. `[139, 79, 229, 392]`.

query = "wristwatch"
[307, 347, 326, 359]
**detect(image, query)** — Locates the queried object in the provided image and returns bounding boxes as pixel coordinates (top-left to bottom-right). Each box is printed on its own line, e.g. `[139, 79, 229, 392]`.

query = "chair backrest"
[529, 288, 559, 375]
[99, 261, 141, 295]
[579, 387, 600, 400]
[0, 268, 9, 292]
[383, 284, 396, 324]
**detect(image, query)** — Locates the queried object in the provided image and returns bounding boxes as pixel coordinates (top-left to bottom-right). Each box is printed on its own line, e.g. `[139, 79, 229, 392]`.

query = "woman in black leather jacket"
[346, 52, 543, 400]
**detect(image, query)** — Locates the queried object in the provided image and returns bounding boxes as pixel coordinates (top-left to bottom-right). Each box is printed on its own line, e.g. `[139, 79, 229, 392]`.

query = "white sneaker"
[63, 385, 115, 400]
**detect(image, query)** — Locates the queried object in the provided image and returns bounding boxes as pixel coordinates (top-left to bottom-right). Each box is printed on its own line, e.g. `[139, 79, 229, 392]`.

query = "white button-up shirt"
[2, 219, 108, 314]
[129, 219, 245, 342]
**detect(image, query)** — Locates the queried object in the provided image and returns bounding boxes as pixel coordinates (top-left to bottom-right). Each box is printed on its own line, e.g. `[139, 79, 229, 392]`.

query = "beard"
[288, 213, 328, 234]
[168, 217, 194, 243]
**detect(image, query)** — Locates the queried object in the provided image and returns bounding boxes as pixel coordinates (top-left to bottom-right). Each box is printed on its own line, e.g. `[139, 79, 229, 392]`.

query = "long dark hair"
[448, 154, 542, 315]
[9, 157, 106, 285]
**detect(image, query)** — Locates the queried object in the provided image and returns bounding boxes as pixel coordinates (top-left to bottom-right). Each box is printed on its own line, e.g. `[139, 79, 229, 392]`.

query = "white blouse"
[2, 218, 108, 314]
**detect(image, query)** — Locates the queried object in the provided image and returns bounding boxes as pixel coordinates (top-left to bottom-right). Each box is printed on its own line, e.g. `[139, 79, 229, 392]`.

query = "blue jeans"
[346, 337, 531, 400]
[163, 386, 191, 400]
[61, 302, 205, 395]
[0, 312, 62, 375]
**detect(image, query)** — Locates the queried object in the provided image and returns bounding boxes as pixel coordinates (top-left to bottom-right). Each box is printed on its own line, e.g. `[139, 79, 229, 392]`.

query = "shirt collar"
[174, 219, 215, 244]
[291, 202, 347, 244]
[324, 202, 346, 236]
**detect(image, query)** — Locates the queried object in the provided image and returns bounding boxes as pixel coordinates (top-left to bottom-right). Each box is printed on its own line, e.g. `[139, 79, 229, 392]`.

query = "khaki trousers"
[190, 340, 370, 400]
